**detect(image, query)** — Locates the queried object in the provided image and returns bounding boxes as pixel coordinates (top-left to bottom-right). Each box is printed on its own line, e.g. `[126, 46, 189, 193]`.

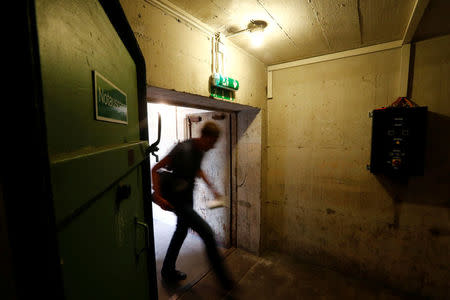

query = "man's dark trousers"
[161, 189, 231, 288]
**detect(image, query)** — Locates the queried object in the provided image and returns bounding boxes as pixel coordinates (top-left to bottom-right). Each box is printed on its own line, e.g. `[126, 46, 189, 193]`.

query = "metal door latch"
[147, 113, 161, 162]
[135, 217, 150, 261]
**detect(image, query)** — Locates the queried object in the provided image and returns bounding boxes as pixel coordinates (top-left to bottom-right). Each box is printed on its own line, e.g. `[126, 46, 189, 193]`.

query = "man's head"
[199, 121, 221, 151]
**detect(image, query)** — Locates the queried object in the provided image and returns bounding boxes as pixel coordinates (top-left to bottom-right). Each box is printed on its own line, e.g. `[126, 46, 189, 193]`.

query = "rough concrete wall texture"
[266, 41, 449, 299]
[120, 0, 267, 254]
[407, 35, 450, 298]
[120, 0, 266, 109]
[121, 0, 210, 96]
[237, 110, 263, 253]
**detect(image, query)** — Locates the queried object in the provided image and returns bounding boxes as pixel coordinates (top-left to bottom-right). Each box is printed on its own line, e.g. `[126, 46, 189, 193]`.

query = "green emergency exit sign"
[210, 85, 234, 101]
[94, 71, 128, 124]
[210, 73, 239, 101]
[211, 73, 239, 91]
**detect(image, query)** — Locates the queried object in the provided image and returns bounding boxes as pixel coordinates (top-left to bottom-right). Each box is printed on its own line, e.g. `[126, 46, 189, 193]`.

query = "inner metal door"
[187, 112, 232, 248]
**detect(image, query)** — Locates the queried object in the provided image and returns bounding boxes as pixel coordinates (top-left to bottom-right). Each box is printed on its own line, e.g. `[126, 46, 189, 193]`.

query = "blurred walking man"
[151, 121, 234, 291]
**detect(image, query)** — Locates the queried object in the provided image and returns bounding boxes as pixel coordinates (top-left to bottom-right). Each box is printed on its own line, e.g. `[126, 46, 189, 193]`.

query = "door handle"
[135, 217, 150, 260]
[146, 113, 161, 162]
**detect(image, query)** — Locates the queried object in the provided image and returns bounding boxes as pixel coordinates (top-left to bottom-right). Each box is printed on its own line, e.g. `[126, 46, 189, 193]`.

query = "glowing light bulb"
[251, 30, 264, 47]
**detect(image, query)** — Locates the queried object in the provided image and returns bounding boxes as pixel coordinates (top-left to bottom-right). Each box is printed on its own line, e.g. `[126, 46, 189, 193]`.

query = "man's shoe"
[222, 278, 235, 291]
[161, 269, 187, 281]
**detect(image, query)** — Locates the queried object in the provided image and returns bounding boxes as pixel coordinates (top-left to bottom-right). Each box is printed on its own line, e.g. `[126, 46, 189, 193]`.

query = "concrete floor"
[179, 249, 420, 300]
[154, 219, 415, 300]
[153, 219, 231, 300]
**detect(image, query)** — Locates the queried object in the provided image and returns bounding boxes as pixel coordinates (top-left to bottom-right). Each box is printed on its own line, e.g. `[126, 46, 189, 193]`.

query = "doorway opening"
[147, 102, 233, 299]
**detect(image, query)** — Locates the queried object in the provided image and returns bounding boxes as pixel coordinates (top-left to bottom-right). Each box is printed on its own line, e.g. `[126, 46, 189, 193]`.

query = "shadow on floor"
[177, 249, 425, 300]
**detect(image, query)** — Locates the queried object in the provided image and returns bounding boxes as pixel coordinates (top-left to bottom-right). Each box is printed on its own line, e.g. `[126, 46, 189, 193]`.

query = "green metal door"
[35, 0, 153, 298]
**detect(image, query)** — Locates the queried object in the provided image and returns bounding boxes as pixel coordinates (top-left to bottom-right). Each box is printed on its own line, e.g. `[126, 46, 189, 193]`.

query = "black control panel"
[370, 107, 427, 176]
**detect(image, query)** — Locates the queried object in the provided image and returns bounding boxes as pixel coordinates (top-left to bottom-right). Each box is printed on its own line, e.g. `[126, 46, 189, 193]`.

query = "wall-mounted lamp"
[226, 20, 268, 47]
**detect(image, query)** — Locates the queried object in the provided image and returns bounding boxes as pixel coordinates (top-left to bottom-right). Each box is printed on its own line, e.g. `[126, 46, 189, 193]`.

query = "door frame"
[148, 86, 262, 253]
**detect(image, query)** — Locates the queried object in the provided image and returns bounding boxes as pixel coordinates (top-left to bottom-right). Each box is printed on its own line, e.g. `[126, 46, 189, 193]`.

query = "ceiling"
[165, 0, 449, 66]
[412, 0, 450, 42]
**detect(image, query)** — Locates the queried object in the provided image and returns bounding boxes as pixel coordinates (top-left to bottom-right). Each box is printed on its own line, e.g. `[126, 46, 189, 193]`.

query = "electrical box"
[370, 106, 427, 176]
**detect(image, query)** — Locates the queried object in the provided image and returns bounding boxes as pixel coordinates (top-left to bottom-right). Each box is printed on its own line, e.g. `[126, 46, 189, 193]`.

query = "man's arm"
[151, 155, 174, 211]
[197, 169, 222, 198]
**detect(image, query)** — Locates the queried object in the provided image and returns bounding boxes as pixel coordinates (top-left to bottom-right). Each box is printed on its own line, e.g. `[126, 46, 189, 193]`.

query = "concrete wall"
[120, 1, 448, 295]
[120, 0, 266, 108]
[265, 36, 449, 298]
[120, 0, 267, 253]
